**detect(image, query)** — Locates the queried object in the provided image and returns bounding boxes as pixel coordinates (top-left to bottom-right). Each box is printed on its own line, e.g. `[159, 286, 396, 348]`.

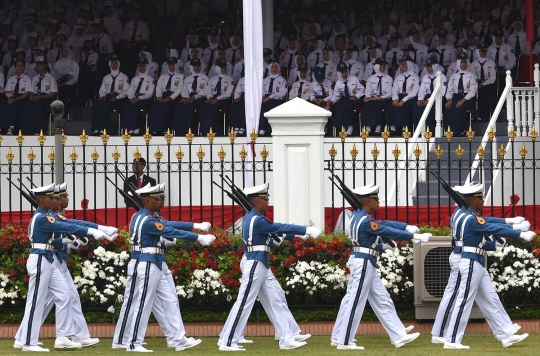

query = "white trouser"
[113, 259, 139, 345]
[15, 256, 90, 343]
[432, 253, 515, 340]
[335, 257, 406, 345]
[18, 254, 74, 346]
[331, 256, 353, 341]
[220, 260, 267, 348]
[445, 258, 514, 344]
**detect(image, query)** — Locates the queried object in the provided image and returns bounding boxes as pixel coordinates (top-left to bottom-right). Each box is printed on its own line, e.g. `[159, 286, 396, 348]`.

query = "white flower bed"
[488, 246, 540, 294]
[0, 273, 18, 305]
[284, 261, 349, 296]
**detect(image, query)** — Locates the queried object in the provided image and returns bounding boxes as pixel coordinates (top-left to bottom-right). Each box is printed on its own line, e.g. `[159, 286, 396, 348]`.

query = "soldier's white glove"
[297, 235, 309, 240]
[412, 233, 432, 244]
[512, 221, 530, 232]
[68, 240, 80, 249]
[61, 236, 75, 244]
[193, 222, 211, 231]
[78, 237, 88, 246]
[197, 234, 216, 246]
[162, 237, 176, 246]
[87, 228, 105, 240]
[405, 225, 420, 233]
[104, 233, 118, 242]
[506, 216, 525, 224]
[519, 231, 536, 242]
[381, 243, 395, 250]
[305, 227, 322, 239]
[98, 225, 118, 236]
[495, 237, 506, 248]
[273, 235, 284, 247]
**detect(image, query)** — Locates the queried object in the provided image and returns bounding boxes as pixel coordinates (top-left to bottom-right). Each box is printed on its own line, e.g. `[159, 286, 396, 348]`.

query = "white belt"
[463, 246, 486, 256]
[246, 245, 271, 252]
[140, 247, 164, 255]
[131, 245, 140, 251]
[353, 247, 379, 257]
[455, 241, 463, 246]
[31, 243, 54, 251]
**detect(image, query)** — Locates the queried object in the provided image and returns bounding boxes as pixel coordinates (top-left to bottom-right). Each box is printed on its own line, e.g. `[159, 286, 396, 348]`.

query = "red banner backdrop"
[2, 205, 539, 231]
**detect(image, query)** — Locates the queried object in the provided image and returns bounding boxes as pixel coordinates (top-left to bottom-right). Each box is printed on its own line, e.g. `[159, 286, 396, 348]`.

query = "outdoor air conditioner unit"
[414, 236, 483, 320]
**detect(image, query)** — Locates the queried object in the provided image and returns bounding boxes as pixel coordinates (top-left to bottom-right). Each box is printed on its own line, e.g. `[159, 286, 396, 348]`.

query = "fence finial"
[445, 126, 453, 142]
[80, 129, 88, 146]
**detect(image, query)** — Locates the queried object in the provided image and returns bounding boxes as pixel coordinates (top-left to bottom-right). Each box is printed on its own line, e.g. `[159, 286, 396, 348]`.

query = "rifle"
[107, 176, 141, 211]
[430, 171, 504, 245]
[329, 172, 396, 248]
[115, 168, 144, 208]
[7, 178, 37, 208]
[216, 175, 280, 242]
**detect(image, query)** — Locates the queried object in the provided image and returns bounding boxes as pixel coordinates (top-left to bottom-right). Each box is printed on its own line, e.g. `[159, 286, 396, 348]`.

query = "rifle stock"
[8, 178, 37, 208]
[106, 177, 141, 211]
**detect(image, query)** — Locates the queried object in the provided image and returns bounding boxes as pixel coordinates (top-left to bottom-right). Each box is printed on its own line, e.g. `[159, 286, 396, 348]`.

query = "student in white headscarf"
[362, 43, 384, 81]
[344, 44, 364, 80]
[378, 21, 398, 53]
[288, 63, 311, 101]
[161, 44, 183, 76]
[91, 54, 129, 135]
[419, 49, 441, 78]
[386, 56, 419, 134]
[327, 18, 348, 48]
[226, 34, 242, 67]
[357, 32, 377, 65]
[279, 34, 300, 71]
[315, 45, 337, 84]
[184, 43, 207, 77]
[134, 50, 158, 80]
[203, 31, 220, 73]
[506, 20, 527, 57]
[259, 58, 286, 136]
[207, 44, 231, 79]
[329, 63, 365, 135]
[52, 45, 79, 114]
[471, 42, 497, 121]
[67, 23, 85, 54]
[306, 36, 325, 70]
[362, 58, 394, 135]
[385, 32, 404, 73]
[413, 57, 448, 133]
[198, 58, 234, 135]
[444, 52, 478, 136]
[287, 51, 309, 86]
[180, 32, 200, 64]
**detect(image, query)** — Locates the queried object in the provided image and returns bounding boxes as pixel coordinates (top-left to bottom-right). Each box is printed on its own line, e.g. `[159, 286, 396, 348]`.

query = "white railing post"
[535, 63, 540, 130]
[505, 71, 514, 133]
[435, 71, 443, 137]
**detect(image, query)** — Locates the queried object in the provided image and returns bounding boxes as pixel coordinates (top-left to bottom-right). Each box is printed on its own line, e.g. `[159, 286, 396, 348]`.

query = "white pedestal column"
[265, 98, 330, 228]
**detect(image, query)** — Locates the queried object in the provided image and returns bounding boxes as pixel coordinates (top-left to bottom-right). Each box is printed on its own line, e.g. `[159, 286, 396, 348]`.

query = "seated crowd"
[0, 0, 538, 137]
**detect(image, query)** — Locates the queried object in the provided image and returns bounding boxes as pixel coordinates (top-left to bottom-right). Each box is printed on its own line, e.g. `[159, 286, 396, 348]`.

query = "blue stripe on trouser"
[227, 260, 259, 347]
[130, 262, 151, 350]
[26, 255, 42, 346]
[117, 260, 139, 344]
[439, 272, 462, 337]
[344, 259, 368, 345]
[451, 259, 474, 343]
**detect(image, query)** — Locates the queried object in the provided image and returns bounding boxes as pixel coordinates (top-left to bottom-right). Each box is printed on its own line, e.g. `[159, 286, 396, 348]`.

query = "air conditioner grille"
[424, 247, 452, 298]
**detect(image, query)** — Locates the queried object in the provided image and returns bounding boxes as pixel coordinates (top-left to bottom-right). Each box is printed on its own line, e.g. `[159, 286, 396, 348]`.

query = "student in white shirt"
[203, 31, 220, 73]
[134, 50, 158, 81]
[471, 42, 497, 121]
[329, 62, 365, 135]
[3, 59, 32, 135]
[231, 73, 246, 135]
[362, 58, 393, 135]
[413, 57, 447, 132]
[198, 59, 234, 135]
[78, 35, 99, 105]
[315, 45, 337, 84]
[160, 45, 183, 76]
[306, 36, 325, 70]
[91, 54, 129, 135]
[287, 51, 309, 86]
[207, 44, 232, 79]
[52, 45, 79, 115]
[308, 66, 333, 107]
[259, 58, 286, 136]
[444, 52, 478, 136]
[288, 63, 311, 101]
[148, 57, 184, 135]
[385, 32, 403, 73]
[386, 55, 420, 134]
[120, 57, 155, 135]
[231, 45, 244, 84]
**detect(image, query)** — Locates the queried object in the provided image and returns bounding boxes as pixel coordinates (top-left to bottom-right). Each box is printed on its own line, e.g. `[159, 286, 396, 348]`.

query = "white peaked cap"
[135, 183, 161, 197]
[30, 183, 56, 195]
[243, 183, 270, 197]
[351, 183, 379, 197]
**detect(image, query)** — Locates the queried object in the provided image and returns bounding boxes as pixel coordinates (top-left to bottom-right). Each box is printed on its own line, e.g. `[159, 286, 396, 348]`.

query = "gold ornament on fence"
[0, 133, 3, 145]
[176, 146, 184, 162]
[350, 144, 359, 160]
[16, 130, 24, 146]
[91, 147, 99, 163]
[339, 127, 347, 143]
[477, 145, 485, 159]
[381, 126, 390, 142]
[360, 126, 369, 142]
[207, 127, 216, 144]
[69, 148, 78, 163]
[530, 126, 538, 142]
[455, 144, 464, 159]
[122, 129, 131, 145]
[519, 143, 528, 159]
[371, 144, 380, 159]
[228, 127, 237, 143]
[101, 129, 110, 145]
[329, 144, 337, 160]
[402, 126, 411, 142]
[260, 145, 269, 161]
[445, 126, 453, 142]
[250, 128, 258, 143]
[48, 148, 55, 163]
[435, 144, 443, 159]
[133, 147, 142, 161]
[164, 128, 174, 145]
[143, 129, 152, 145]
[508, 125, 516, 142]
[413, 144, 422, 159]
[392, 144, 401, 159]
[154, 147, 163, 162]
[466, 125, 474, 141]
[186, 128, 195, 144]
[239, 145, 248, 161]
[218, 146, 226, 161]
[112, 147, 121, 162]
[28, 148, 36, 163]
[80, 129, 89, 146]
[62, 130, 67, 145]
[498, 144, 506, 159]
[423, 126, 432, 141]
[6, 148, 14, 163]
[197, 146, 205, 161]
[37, 130, 46, 146]
[488, 126, 496, 142]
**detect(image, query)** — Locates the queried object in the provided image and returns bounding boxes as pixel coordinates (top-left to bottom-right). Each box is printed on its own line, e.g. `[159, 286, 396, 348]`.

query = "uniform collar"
[36, 207, 47, 213]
